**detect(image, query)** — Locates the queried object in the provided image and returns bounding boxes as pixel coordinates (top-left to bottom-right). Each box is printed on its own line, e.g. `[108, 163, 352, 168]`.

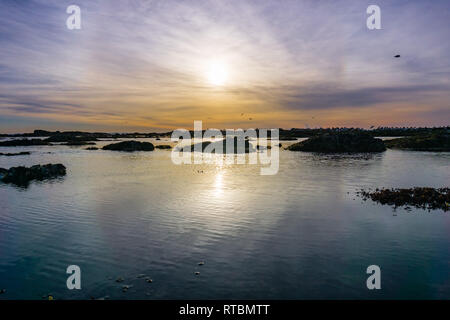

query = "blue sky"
[0, 0, 449, 132]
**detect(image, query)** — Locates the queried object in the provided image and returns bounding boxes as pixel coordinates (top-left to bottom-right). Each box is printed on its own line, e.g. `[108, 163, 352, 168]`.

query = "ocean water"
[0, 138, 449, 300]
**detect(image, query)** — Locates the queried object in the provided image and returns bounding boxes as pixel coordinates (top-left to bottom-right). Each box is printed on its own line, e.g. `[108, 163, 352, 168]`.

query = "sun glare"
[206, 61, 228, 86]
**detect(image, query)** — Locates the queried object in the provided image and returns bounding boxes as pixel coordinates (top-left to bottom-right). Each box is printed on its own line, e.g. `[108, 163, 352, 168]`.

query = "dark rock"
[0, 139, 49, 147]
[0, 168, 7, 179]
[288, 133, 386, 153]
[279, 137, 297, 141]
[155, 145, 172, 149]
[44, 133, 98, 143]
[63, 141, 96, 146]
[0, 164, 66, 186]
[33, 130, 55, 136]
[0, 152, 31, 156]
[103, 141, 155, 152]
[122, 285, 132, 292]
[85, 147, 99, 150]
[357, 187, 449, 212]
[384, 132, 450, 151]
[187, 137, 255, 154]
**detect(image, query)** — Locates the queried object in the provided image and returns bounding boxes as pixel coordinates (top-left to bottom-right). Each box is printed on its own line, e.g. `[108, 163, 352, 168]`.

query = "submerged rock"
[155, 144, 172, 149]
[288, 133, 386, 153]
[0, 151, 31, 156]
[103, 141, 155, 152]
[384, 132, 450, 151]
[0, 164, 66, 186]
[357, 187, 450, 211]
[0, 139, 49, 147]
[63, 141, 96, 146]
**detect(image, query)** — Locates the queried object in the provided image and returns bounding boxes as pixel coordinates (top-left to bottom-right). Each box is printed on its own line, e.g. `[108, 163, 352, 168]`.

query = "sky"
[0, 0, 449, 133]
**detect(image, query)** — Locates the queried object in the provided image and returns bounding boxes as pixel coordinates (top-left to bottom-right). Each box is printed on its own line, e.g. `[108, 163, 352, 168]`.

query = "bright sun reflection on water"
[213, 171, 224, 197]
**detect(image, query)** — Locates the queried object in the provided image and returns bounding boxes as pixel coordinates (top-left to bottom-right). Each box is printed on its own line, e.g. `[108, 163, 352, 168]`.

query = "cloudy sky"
[0, 0, 449, 132]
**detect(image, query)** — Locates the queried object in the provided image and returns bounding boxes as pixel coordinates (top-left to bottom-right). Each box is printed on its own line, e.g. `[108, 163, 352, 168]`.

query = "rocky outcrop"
[0, 164, 66, 186]
[188, 137, 255, 153]
[102, 140, 155, 152]
[0, 152, 31, 156]
[384, 132, 450, 151]
[155, 145, 172, 149]
[0, 139, 49, 147]
[287, 133, 386, 153]
[44, 133, 99, 143]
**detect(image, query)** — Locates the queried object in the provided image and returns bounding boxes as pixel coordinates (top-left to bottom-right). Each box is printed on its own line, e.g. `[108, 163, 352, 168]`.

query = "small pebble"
[116, 277, 124, 283]
[145, 278, 153, 283]
[122, 285, 133, 292]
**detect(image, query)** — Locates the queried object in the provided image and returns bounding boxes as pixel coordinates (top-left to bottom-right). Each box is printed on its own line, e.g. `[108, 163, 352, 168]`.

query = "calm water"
[0, 138, 449, 299]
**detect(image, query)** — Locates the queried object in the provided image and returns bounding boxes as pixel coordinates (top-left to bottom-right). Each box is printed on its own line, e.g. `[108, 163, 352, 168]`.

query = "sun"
[205, 61, 228, 86]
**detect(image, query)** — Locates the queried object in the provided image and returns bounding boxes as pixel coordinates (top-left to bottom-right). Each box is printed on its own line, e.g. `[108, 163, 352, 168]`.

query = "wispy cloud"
[0, 0, 449, 132]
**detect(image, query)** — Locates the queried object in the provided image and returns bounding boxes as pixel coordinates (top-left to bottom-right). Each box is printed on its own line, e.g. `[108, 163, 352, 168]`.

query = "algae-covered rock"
[0, 164, 66, 186]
